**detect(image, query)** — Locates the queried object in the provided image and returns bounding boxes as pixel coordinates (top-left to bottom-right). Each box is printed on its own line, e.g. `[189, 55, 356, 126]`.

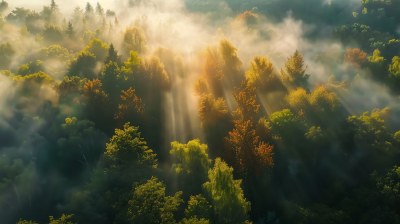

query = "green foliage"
[180, 218, 210, 224]
[128, 176, 183, 224]
[198, 94, 229, 126]
[6, 7, 31, 24]
[43, 26, 63, 43]
[286, 86, 339, 120]
[170, 139, 211, 195]
[122, 51, 141, 74]
[246, 56, 281, 91]
[68, 51, 97, 78]
[309, 86, 339, 115]
[281, 50, 309, 88]
[123, 27, 147, 54]
[17, 60, 44, 75]
[267, 109, 302, 139]
[203, 158, 250, 224]
[56, 117, 106, 176]
[41, 44, 70, 60]
[0, 42, 15, 68]
[0, 1, 8, 14]
[389, 56, 400, 79]
[376, 166, 400, 207]
[83, 38, 109, 61]
[185, 195, 212, 220]
[368, 49, 385, 63]
[49, 214, 76, 224]
[104, 123, 157, 170]
[140, 56, 170, 90]
[347, 108, 392, 149]
[219, 39, 242, 81]
[16, 220, 38, 224]
[394, 130, 400, 142]
[12, 71, 53, 83]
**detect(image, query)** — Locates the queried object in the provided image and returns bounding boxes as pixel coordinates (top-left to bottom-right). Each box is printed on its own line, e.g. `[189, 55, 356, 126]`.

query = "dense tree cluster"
[0, 0, 400, 224]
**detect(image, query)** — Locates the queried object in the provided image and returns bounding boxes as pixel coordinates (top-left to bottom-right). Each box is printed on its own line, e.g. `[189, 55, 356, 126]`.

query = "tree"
[17, 60, 44, 75]
[233, 81, 260, 122]
[170, 139, 211, 195]
[389, 56, 400, 80]
[55, 117, 106, 177]
[368, 49, 385, 64]
[246, 56, 281, 91]
[83, 38, 109, 62]
[49, 214, 76, 224]
[246, 56, 277, 89]
[185, 195, 212, 220]
[81, 79, 111, 131]
[347, 108, 398, 176]
[219, 39, 242, 84]
[203, 158, 251, 224]
[104, 123, 157, 171]
[226, 119, 273, 176]
[6, 7, 31, 24]
[286, 87, 310, 114]
[68, 51, 97, 78]
[58, 76, 83, 104]
[114, 87, 144, 123]
[0, 0, 8, 15]
[376, 166, 400, 208]
[85, 3, 94, 16]
[281, 50, 309, 88]
[101, 61, 122, 100]
[198, 94, 229, 126]
[128, 176, 183, 224]
[66, 21, 74, 38]
[197, 93, 231, 157]
[0, 43, 15, 69]
[16, 220, 38, 224]
[123, 27, 147, 54]
[96, 3, 104, 16]
[105, 44, 120, 64]
[344, 48, 367, 68]
[309, 86, 339, 115]
[43, 26, 63, 43]
[226, 81, 273, 176]
[266, 109, 305, 142]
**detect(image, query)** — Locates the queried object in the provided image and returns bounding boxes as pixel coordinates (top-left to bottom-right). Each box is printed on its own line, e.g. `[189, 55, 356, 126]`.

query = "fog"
[1, 0, 400, 223]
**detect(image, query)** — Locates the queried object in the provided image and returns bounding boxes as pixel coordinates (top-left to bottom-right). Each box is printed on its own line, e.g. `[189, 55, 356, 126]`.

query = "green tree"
[246, 56, 282, 91]
[123, 27, 147, 55]
[43, 26, 63, 43]
[128, 176, 183, 224]
[65, 21, 74, 38]
[17, 60, 44, 75]
[55, 117, 106, 177]
[281, 50, 309, 88]
[16, 220, 38, 224]
[267, 109, 305, 142]
[203, 158, 250, 224]
[185, 194, 212, 220]
[368, 49, 385, 64]
[49, 214, 75, 224]
[0, 43, 15, 69]
[170, 139, 211, 195]
[389, 56, 400, 80]
[0, 0, 8, 15]
[68, 51, 97, 78]
[376, 166, 400, 208]
[104, 123, 157, 171]
[83, 38, 109, 62]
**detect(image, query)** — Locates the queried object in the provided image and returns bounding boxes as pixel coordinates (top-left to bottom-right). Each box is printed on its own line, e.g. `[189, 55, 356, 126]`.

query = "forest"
[0, 0, 400, 223]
